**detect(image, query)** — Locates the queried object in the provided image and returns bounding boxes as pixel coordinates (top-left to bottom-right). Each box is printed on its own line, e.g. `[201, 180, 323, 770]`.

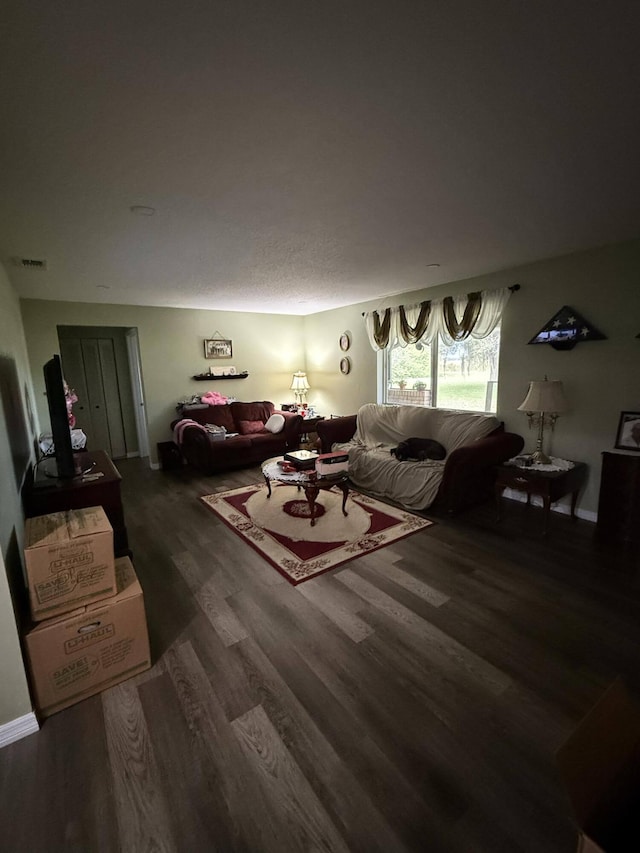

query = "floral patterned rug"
[200, 482, 434, 584]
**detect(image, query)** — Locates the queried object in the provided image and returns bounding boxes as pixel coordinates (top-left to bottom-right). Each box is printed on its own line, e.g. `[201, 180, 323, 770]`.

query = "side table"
[298, 415, 325, 449]
[495, 461, 587, 536]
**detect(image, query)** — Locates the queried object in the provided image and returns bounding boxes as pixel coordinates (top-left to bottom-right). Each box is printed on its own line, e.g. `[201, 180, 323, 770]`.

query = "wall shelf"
[192, 372, 249, 381]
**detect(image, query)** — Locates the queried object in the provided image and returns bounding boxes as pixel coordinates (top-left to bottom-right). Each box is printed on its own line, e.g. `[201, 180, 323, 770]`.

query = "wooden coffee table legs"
[264, 476, 349, 526]
[303, 479, 349, 527]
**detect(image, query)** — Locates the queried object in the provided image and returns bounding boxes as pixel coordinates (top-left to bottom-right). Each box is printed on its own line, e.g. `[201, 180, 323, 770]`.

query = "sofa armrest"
[316, 415, 357, 453]
[276, 410, 304, 450]
[435, 428, 525, 513]
[176, 425, 218, 471]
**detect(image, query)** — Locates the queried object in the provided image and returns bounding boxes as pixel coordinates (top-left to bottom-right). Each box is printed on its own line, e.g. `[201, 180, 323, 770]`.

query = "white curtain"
[364, 286, 511, 350]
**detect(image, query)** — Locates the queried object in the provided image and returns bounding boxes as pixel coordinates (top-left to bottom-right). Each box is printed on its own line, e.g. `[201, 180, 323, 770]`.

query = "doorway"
[58, 326, 148, 460]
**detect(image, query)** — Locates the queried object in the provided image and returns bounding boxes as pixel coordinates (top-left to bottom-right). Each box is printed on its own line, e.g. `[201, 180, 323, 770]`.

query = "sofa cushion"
[238, 420, 266, 435]
[230, 401, 275, 426]
[355, 402, 499, 453]
[248, 432, 286, 450]
[185, 404, 236, 433]
[264, 413, 285, 434]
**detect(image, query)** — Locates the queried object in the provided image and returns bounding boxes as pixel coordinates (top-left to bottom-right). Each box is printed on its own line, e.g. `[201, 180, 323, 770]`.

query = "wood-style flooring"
[2, 457, 640, 852]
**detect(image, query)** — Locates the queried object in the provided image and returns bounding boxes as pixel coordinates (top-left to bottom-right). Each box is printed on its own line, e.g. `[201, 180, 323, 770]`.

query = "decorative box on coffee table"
[283, 449, 318, 470]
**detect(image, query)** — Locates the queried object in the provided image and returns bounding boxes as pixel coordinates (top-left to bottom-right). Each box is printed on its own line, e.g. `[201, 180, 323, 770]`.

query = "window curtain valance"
[364, 286, 512, 351]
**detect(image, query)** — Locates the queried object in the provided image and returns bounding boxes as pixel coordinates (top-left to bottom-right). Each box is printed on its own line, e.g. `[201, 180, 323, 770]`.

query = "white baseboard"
[126, 451, 140, 458]
[149, 461, 161, 470]
[502, 488, 597, 523]
[0, 712, 39, 748]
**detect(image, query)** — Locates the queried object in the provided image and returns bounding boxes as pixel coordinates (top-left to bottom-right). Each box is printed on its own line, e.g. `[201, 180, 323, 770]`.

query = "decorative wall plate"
[340, 356, 351, 375]
[339, 332, 351, 351]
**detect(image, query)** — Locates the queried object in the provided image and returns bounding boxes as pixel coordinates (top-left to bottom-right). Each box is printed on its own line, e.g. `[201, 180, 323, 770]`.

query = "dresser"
[596, 451, 640, 546]
[23, 449, 131, 557]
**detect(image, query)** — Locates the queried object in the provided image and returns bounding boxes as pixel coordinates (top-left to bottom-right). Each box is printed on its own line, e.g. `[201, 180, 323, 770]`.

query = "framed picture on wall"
[204, 338, 232, 359]
[614, 411, 640, 451]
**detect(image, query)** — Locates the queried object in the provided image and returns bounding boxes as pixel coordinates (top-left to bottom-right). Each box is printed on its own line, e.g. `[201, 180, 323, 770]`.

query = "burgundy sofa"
[173, 401, 303, 474]
[316, 411, 524, 514]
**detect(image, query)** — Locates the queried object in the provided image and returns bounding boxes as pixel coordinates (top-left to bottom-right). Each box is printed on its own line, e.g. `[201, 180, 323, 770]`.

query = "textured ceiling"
[1, 1, 638, 315]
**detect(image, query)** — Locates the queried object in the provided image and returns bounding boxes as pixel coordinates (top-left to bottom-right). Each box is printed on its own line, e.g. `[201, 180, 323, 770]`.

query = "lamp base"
[530, 449, 552, 465]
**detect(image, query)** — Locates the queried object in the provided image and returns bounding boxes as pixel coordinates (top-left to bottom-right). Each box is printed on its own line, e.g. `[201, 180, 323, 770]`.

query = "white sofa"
[317, 403, 524, 512]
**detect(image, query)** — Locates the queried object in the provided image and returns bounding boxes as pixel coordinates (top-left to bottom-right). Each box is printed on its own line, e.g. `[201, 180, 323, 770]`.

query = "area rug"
[200, 482, 434, 584]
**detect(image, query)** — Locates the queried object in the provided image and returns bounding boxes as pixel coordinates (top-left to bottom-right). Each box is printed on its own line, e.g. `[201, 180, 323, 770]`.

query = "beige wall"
[305, 239, 640, 516]
[20, 301, 307, 466]
[0, 264, 37, 727]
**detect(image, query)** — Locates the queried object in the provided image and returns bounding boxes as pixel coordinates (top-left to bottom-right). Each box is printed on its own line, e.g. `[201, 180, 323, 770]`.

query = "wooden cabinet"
[596, 451, 640, 545]
[23, 450, 131, 557]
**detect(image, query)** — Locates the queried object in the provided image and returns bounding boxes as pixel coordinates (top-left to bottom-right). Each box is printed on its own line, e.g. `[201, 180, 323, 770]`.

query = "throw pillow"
[390, 438, 447, 461]
[264, 413, 285, 434]
[238, 419, 265, 435]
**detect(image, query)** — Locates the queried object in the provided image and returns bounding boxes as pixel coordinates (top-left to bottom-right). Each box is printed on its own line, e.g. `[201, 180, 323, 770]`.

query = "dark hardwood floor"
[2, 457, 640, 852]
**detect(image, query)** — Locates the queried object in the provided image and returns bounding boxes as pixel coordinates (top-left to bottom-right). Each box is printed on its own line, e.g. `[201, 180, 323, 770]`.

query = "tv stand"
[23, 450, 131, 558]
[39, 455, 95, 479]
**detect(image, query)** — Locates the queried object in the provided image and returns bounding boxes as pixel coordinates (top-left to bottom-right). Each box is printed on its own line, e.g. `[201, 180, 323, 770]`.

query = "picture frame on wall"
[204, 338, 232, 359]
[614, 411, 640, 451]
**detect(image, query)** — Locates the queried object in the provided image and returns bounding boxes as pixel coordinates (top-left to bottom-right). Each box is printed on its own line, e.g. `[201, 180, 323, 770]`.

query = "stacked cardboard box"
[22, 507, 151, 718]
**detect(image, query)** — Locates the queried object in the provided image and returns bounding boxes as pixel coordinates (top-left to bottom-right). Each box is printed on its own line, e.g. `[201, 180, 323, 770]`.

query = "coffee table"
[261, 456, 349, 527]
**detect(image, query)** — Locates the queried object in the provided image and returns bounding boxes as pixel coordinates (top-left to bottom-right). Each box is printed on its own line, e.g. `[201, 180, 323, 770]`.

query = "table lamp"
[517, 376, 568, 464]
[290, 371, 310, 406]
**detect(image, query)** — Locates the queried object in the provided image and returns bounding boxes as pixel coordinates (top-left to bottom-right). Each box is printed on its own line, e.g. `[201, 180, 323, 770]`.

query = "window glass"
[387, 340, 432, 406]
[436, 326, 500, 412]
[384, 324, 500, 412]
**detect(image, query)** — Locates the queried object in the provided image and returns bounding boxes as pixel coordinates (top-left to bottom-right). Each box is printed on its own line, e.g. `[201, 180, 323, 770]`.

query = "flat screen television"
[42, 354, 77, 479]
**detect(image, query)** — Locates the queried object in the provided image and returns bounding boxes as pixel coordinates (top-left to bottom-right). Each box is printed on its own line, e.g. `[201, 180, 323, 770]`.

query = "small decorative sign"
[204, 338, 232, 359]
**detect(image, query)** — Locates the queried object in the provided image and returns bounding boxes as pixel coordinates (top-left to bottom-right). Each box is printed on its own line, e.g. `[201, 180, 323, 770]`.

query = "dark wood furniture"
[495, 460, 587, 536]
[596, 451, 640, 546]
[23, 449, 131, 557]
[262, 459, 349, 527]
[298, 415, 325, 449]
[296, 472, 349, 527]
[157, 440, 183, 470]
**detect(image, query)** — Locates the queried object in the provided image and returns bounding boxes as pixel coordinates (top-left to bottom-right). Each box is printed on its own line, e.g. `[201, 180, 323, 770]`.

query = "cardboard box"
[24, 506, 116, 621]
[315, 451, 349, 477]
[24, 556, 151, 718]
[557, 679, 640, 852]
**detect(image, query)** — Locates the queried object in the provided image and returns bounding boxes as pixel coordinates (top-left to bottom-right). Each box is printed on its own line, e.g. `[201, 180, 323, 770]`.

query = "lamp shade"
[517, 378, 568, 413]
[290, 371, 310, 392]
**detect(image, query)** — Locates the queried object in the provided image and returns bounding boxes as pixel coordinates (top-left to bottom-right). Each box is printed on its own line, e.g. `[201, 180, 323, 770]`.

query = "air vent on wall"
[12, 257, 48, 270]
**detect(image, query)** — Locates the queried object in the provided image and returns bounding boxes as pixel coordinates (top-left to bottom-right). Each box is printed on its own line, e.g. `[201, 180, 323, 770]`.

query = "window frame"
[380, 325, 501, 414]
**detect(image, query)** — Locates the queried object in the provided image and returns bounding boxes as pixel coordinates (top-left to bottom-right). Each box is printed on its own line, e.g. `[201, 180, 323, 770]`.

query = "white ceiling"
[1, 1, 638, 316]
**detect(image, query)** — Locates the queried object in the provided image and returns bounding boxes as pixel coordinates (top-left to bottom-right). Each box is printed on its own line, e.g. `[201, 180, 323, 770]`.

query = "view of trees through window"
[385, 325, 501, 412]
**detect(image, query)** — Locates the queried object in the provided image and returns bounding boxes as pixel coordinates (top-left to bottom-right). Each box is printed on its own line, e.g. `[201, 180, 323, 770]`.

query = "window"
[383, 323, 501, 413]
